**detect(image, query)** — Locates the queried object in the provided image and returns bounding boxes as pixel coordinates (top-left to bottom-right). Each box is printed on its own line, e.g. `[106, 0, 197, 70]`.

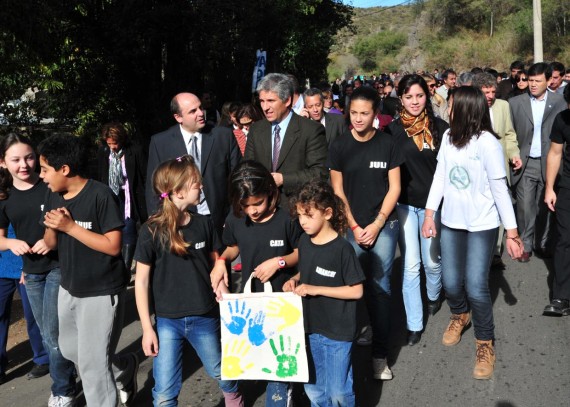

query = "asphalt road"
[1, 252, 569, 407]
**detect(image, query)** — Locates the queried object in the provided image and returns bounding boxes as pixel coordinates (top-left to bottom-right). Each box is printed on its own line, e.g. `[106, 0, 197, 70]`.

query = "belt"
[529, 156, 541, 159]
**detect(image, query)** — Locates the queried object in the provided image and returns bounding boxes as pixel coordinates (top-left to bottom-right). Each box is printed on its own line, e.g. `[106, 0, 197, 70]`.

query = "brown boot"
[473, 339, 495, 379]
[442, 312, 471, 346]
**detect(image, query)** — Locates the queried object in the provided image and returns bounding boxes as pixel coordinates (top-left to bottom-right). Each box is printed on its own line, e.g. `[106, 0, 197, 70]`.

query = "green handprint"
[266, 298, 301, 332]
[222, 339, 254, 379]
[261, 335, 300, 378]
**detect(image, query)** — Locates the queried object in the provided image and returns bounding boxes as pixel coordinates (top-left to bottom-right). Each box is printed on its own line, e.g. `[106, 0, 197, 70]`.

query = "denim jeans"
[0, 278, 48, 374]
[153, 314, 238, 406]
[265, 381, 288, 406]
[440, 225, 498, 341]
[397, 204, 442, 331]
[347, 219, 399, 358]
[304, 334, 355, 407]
[24, 269, 76, 396]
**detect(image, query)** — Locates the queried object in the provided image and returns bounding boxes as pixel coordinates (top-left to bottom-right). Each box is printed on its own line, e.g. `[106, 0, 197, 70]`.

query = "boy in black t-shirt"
[38, 135, 139, 407]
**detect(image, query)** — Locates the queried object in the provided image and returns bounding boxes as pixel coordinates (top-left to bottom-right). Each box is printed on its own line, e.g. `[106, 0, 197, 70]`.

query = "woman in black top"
[386, 74, 449, 346]
[96, 122, 148, 271]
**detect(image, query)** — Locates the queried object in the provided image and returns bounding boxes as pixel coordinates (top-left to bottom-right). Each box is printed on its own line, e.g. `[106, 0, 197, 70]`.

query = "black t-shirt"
[297, 233, 365, 342]
[327, 130, 404, 226]
[550, 109, 570, 190]
[0, 180, 58, 274]
[135, 214, 219, 318]
[43, 179, 128, 297]
[386, 118, 449, 208]
[223, 207, 302, 293]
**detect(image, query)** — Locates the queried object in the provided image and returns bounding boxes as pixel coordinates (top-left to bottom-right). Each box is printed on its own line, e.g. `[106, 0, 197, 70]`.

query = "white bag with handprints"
[220, 274, 308, 382]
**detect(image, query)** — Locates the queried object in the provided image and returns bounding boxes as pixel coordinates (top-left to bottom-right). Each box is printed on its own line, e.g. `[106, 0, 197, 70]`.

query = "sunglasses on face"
[517, 77, 528, 82]
[428, 83, 437, 88]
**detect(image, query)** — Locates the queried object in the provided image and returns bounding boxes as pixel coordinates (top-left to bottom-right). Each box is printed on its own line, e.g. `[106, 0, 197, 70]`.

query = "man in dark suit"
[301, 88, 348, 146]
[145, 92, 241, 233]
[245, 73, 328, 197]
[509, 63, 567, 262]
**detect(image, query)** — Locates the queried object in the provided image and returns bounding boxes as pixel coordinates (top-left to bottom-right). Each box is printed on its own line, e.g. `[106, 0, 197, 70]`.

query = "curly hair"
[290, 180, 347, 234]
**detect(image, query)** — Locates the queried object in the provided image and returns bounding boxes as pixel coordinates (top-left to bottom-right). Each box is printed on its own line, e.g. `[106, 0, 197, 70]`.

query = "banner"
[252, 49, 267, 93]
[220, 275, 308, 382]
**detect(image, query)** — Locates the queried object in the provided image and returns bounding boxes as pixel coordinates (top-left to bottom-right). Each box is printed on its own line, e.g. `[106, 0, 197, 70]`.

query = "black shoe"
[491, 255, 506, 269]
[543, 299, 570, 316]
[0, 372, 6, 385]
[408, 331, 422, 346]
[427, 298, 442, 316]
[27, 363, 49, 379]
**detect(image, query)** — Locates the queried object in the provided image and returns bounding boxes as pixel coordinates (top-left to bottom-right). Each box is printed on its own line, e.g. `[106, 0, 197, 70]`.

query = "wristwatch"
[277, 257, 286, 268]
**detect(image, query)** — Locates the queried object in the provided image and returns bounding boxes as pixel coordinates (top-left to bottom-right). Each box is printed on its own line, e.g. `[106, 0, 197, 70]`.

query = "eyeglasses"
[517, 77, 528, 82]
[428, 83, 437, 88]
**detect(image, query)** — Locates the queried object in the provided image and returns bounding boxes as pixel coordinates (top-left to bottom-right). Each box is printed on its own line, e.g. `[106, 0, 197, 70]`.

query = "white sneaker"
[118, 353, 139, 406]
[356, 325, 373, 346]
[48, 393, 75, 407]
[372, 358, 393, 381]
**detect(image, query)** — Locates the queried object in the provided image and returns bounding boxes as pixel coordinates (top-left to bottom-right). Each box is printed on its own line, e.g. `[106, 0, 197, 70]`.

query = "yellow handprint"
[266, 298, 301, 332]
[222, 340, 254, 379]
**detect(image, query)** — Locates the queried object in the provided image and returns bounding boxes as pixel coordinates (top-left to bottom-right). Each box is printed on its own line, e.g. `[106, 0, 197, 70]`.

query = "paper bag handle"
[243, 272, 273, 294]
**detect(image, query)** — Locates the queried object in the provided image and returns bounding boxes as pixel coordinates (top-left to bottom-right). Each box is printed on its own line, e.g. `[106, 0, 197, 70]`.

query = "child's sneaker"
[48, 393, 75, 407]
[355, 325, 373, 346]
[372, 358, 393, 381]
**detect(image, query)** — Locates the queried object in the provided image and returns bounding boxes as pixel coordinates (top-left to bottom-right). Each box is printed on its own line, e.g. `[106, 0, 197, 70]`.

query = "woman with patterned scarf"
[97, 122, 148, 273]
[386, 74, 449, 346]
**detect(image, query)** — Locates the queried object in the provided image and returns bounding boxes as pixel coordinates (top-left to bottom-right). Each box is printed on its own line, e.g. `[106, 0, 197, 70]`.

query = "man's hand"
[271, 172, 284, 187]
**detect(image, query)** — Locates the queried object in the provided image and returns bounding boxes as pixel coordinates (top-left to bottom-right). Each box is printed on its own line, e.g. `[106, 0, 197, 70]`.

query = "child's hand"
[359, 223, 381, 247]
[142, 328, 159, 357]
[214, 280, 230, 302]
[282, 279, 297, 292]
[30, 239, 50, 255]
[253, 258, 280, 283]
[7, 238, 31, 256]
[44, 207, 75, 233]
[294, 283, 318, 297]
[211, 262, 228, 291]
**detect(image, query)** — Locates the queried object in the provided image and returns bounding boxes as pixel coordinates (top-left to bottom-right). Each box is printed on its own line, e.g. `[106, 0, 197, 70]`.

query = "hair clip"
[176, 156, 183, 162]
[160, 192, 169, 199]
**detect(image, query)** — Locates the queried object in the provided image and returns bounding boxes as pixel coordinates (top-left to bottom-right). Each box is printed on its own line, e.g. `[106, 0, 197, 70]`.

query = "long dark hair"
[0, 133, 36, 201]
[397, 74, 440, 148]
[448, 87, 498, 148]
[228, 160, 280, 219]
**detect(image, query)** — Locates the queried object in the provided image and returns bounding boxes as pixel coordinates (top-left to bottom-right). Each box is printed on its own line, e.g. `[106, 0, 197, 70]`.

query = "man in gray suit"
[509, 63, 567, 262]
[301, 88, 348, 146]
[245, 74, 328, 198]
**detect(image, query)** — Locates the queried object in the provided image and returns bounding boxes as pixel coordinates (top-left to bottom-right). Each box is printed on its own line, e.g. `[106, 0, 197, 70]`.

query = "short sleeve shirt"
[550, 109, 570, 190]
[327, 130, 403, 225]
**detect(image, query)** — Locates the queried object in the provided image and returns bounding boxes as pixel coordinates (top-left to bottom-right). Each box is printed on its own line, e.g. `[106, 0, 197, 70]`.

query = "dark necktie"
[272, 125, 281, 172]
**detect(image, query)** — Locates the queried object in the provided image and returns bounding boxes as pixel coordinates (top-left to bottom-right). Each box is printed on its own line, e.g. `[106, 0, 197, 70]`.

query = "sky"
[345, 0, 407, 8]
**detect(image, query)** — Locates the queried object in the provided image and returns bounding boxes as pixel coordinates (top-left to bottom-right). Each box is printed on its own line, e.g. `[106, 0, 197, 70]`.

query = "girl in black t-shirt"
[284, 180, 364, 406]
[134, 155, 243, 406]
[210, 160, 301, 407]
[328, 86, 403, 381]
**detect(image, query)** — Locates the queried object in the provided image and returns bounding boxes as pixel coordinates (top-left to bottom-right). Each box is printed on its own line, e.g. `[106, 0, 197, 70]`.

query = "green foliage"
[352, 31, 407, 72]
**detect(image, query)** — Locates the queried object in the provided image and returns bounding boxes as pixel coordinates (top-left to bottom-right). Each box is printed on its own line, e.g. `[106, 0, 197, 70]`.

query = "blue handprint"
[248, 310, 273, 346]
[222, 300, 251, 335]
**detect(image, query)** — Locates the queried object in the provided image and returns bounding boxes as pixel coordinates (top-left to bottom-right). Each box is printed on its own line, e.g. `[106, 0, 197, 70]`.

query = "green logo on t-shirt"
[449, 166, 470, 190]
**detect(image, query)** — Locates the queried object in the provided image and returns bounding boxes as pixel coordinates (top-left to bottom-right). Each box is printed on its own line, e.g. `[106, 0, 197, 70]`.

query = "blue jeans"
[153, 313, 238, 406]
[440, 226, 498, 341]
[304, 334, 355, 407]
[0, 278, 48, 374]
[25, 269, 76, 396]
[347, 220, 399, 358]
[397, 204, 442, 331]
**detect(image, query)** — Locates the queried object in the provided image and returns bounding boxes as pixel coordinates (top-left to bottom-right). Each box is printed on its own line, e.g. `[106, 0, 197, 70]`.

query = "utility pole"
[533, 0, 543, 62]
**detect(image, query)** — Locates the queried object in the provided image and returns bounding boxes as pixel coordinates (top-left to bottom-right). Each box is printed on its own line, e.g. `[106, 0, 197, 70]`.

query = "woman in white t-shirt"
[421, 87, 523, 380]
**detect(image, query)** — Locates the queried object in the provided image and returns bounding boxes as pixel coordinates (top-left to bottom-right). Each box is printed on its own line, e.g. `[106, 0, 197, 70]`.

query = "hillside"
[328, 0, 570, 79]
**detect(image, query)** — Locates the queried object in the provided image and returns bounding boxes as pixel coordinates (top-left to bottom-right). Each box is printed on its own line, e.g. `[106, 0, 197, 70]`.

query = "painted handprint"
[266, 298, 301, 332]
[222, 339, 254, 379]
[261, 335, 300, 378]
[222, 300, 251, 335]
[248, 310, 274, 346]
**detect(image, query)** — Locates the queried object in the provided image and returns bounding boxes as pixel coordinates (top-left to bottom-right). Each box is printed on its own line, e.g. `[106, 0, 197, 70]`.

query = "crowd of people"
[0, 59, 569, 407]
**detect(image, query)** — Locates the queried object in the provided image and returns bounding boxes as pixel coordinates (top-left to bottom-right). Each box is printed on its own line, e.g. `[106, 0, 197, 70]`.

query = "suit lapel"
[172, 126, 188, 155]
[521, 97, 534, 127]
[541, 95, 557, 124]
[258, 120, 273, 170]
[201, 130, 214, 173]
[276, 114, 300, 170]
